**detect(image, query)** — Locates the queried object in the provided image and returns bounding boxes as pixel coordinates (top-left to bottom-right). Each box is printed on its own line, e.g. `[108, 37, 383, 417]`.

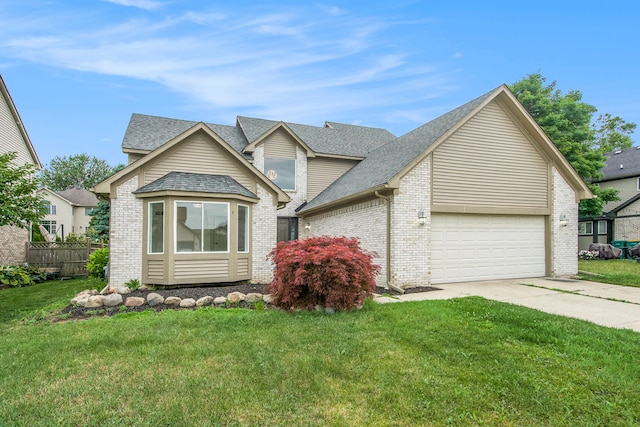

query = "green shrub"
[87, 248, 109, 278]
[64, 233, 87, 244]
[0, 265, 47, 288]
[268, 236, 380, 311]
[125, 278, 140, 291]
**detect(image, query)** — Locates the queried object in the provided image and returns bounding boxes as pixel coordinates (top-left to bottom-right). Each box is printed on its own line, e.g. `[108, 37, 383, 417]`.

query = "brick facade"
[0, 225, 28, 265]
[389, 157, 431, 287]
[108, 176, 143, 288]
[551, 167, 579, 276]
[251, 183, 279, 283]
[300, 198, 388, 287]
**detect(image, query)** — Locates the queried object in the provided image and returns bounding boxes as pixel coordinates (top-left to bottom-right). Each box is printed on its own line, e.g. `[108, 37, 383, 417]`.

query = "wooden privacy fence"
[26, 240, 106, 277]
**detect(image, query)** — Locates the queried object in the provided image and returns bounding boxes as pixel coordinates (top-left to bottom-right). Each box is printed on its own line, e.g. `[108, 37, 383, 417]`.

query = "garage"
[430, 213, 546, 284]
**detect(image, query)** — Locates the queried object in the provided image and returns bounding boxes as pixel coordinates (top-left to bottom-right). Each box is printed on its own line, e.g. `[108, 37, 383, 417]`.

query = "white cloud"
[102, 0, 163, 10]
[0, 3, 450, 128]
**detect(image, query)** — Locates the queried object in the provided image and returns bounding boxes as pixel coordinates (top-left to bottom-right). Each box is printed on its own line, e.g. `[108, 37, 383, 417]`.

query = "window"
[578, 221, 593, 235]
[277, 217, 298, 242]
[148, 202, 164, 254]
[175, 202, 228, 253]
[41, 220, 57, 235]
[597, 221, 607, 235]
[238, 205, 249, 252]
[45, 202, 56, 215]
[85, 207, 95, 216]
[637, 177, 640, 191]
[264, 157, 295, 191]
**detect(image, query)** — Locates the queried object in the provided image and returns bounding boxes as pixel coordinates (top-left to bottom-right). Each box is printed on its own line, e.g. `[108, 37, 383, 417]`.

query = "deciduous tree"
[39, 153, 122, 191]
[0, 152, 47, 228]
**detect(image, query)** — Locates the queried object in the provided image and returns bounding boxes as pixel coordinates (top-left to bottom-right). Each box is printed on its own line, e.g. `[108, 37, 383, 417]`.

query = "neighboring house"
[579, 147, 640, 250]
[0, 75, 41, 265]
[94, 85, 591, 289]
[37, 187, 99, 239]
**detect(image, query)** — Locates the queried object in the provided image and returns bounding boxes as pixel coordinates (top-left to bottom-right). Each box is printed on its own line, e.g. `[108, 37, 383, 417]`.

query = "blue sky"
[1, 0, 638, 167]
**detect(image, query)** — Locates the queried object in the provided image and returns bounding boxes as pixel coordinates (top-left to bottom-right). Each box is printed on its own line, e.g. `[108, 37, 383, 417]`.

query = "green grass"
[0, 277, 104, 324]
[1, 278, 639, 425]
[578, 259, 640, 287]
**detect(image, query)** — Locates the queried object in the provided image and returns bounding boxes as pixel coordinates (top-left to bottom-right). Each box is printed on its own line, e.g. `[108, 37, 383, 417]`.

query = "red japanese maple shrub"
[268, 236, 381, 311]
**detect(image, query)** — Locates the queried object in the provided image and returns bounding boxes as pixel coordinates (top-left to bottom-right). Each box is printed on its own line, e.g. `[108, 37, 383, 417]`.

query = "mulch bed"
[52, 283, 439, 320]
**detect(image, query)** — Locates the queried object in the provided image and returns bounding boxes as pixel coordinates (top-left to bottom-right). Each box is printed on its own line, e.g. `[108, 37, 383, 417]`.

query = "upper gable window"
[637, 177, 640, 191]
[264, 157, 295, 191]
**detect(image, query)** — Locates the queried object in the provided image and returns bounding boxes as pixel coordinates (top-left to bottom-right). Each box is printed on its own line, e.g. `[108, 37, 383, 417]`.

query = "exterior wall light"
[305, 222, 311, 231]
[559, 213, 568, 227]
[418, 211, 426, 226]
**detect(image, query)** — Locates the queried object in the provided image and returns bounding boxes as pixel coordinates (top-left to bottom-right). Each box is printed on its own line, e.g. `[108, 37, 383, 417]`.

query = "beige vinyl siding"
[0, 93, 33, 165]
[599, 177, 639, 211]
[307, 157, 358, 199]
[147, 259, 164, 281]
[142, 130, 254, 191]
[432, 100, 548, 209]
[174, 259, 229, 279]
[263, 128, 297, 158]
[128, 153, 146, 164]
[237, 257, 249, 276]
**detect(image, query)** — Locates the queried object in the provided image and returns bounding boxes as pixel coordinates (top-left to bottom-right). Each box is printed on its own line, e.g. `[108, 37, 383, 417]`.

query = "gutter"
[374, 190, 404, 294]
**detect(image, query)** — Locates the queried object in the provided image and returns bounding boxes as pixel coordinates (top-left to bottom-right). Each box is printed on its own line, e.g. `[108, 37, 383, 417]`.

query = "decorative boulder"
[180, 298, 196, 307]
[114, 286, 132, 294]
[196, 296, 215, 307]
[245, 293, 263, 303]
[213, 296, 227, 305]
[103, 293, 124, 307]
[164, 296, 181, 306]
[125, 297, 146, 307]
[147, 293, 165, 306]
[227, 292, 246, 303]
[85, 295, 105, 308]
[262, 294, 273, 304]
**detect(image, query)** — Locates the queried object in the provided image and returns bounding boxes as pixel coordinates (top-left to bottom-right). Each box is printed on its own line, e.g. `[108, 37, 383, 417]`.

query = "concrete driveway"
[374, 277, 640, 332]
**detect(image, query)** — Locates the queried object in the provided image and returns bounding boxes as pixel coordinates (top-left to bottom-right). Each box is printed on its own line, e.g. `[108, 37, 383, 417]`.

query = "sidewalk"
[374, 277, 640, 332]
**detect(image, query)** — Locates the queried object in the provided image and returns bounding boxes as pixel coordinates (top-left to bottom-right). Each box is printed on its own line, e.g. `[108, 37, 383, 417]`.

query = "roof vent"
[620, 164, 624, 169]
[614, 149, 622, 154]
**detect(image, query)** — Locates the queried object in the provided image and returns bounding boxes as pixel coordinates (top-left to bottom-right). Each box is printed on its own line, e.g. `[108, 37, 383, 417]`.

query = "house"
[37, 187, 99, 240]
[94, 85, 592, 289]
[578, 147, 640, 250]
[0, 74, 41, 265]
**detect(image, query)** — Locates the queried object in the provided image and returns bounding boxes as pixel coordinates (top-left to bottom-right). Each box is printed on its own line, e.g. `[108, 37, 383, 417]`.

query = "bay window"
[175, 201, 229, 253]
[148, 202, 164, 254]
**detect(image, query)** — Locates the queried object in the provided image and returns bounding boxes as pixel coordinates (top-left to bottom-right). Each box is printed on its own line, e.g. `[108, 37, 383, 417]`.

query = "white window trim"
[597, 220, 607, 235]
[238, 204, 250, 253]
[174, 201, 230, 254]
[579, 221, 593, 235]
[148, 201, 165, 255]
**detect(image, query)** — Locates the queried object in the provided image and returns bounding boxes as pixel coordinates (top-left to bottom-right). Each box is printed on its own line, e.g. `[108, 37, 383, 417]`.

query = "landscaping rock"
[139, 284, 154, 291]
[114, 286, 131, 295]
[73, 296, 90, 307]
[262, 294, 273, 304]
[196, 296, 214, 307]
[103, 293, 124, 307]
[71, 289, 98, 304]
[213, 296, 227, 305]
[180, 298, 196, 307]
[125, 297, 146, 307]
[164, 296, 181, 306]
[245, 293, 262, 303]
[227, 292, 246, 303]
[147, 293, 164, 306]
[86, 295, 105, 308]
[325, 307, 336, 314]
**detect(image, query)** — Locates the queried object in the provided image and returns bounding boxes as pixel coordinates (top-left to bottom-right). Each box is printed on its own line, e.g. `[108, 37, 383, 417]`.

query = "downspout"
[375, 191, 405, 294]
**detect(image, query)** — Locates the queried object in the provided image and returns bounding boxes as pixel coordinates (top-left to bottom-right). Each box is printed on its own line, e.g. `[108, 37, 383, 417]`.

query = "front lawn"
[1, 278, 639, 425]
[578, 259, 640, 287]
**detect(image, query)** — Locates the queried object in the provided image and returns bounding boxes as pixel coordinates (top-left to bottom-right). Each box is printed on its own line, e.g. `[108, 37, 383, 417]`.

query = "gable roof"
[94, 122, 290, 205]
[0, 74, 41, 168]
[300, 85, 592, 214]
[122, 114, 252, 159]
[57, 187, 99, 207]
[134, 172, 258, 199]
[237, 116, 394, 158]
[597, 147, 640, 182]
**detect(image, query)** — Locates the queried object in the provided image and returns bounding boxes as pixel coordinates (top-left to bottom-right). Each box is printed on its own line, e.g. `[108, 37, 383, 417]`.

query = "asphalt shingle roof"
[57, 188, 99, 207]
[133, 172, 258, 199]
[299, 86, 499, 213]
[598, 147, 640, 181]
[236, 116, 395, 157]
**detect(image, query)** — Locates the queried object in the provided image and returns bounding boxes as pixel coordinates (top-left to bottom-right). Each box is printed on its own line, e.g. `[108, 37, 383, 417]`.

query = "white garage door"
[431, 214, 546, 284]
